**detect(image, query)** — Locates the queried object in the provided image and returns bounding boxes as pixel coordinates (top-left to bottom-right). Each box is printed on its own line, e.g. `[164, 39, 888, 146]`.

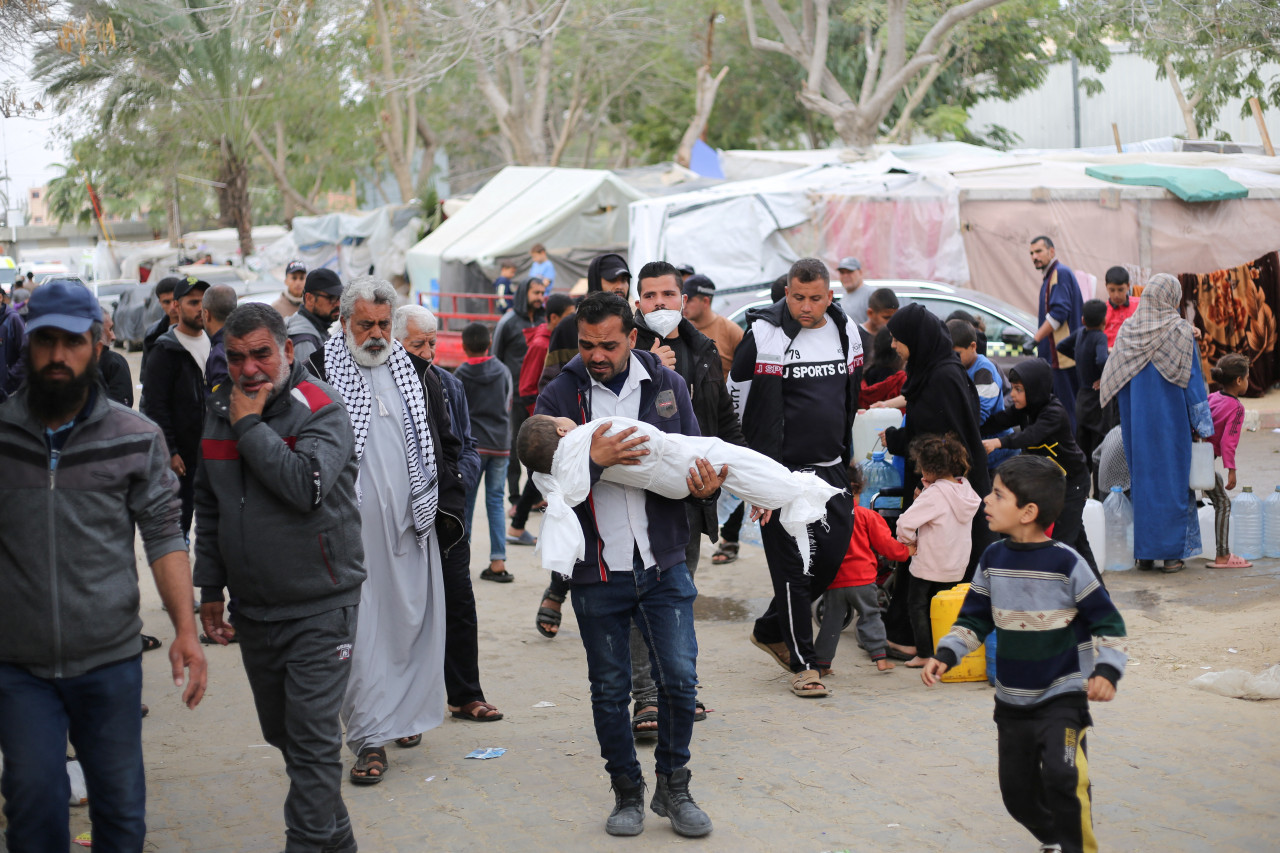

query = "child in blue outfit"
[923, 455, 1127, 853]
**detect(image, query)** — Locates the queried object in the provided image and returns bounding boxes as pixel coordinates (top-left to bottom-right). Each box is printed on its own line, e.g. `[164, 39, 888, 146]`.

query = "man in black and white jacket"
[728, 257, 862, 699]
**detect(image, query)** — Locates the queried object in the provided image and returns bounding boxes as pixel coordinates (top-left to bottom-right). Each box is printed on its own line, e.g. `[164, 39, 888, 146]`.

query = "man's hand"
[1227, 469, 1237, 491]
[920, 658, 948, 686]
[650, 339, 676, 369]
[169, 630, 208, 709]
[230, 381, 272, 425]
[200, 602, 234, 646]
[589, 422, 649, 467]
[1087, 675, 1116, 702]
[749, 505, 773, 525]
[982, 438, 1002, 454]
[687, 457, 728, 499]
[170, 454, 186, 477]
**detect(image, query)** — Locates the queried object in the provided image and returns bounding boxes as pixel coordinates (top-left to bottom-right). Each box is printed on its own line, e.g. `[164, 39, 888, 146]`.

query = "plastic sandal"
[710, 541, 739, 564]
[394, 733, 422, 748]
[451, 700, 504, 722]
[507, 530, 537, 546]
[632, 705, 658, 740]
[350, 746, 387, 785]
[1207, 554, 1252, 569]
[790, 669, 829, 698]
[1160, 559, 1186, 574]
[749, 633, 791, 671]
[479, 567, 514, 583]
[536, 587, 566, 638]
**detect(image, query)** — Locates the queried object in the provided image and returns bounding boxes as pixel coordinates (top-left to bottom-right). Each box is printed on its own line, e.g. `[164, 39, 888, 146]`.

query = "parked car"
[718, 279, 1037, 368]
[114, 283, 166, 352]
[90, 279, 144, 316]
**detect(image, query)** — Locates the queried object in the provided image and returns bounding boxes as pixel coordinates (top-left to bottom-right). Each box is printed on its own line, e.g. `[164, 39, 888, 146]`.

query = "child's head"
[946, 317, 978, 368]
[500, 262, 518, 277]
[1082, 299, 1107, 330]
[986, 455, 1064, 534]
[530, 243, 547, 262]
[870, 326, 903, 373]
[517, 414, 579, 474]
[461, 322, 491, 357]
[864, 287, 899, 333]
[847, 460, 865, 498]
[909, 434, 970, 484]
[1104, 266, 1130, 308]
[1211, 352, 1250, 395]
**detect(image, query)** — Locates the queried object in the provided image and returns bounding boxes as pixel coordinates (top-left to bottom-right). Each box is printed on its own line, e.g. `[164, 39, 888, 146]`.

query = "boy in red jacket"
[813, 463, 912, 676]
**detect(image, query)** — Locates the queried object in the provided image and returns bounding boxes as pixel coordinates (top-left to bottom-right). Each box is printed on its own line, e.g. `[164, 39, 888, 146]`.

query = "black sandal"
[140, 634, 162, 653]
[632, 705, 658, 740]
[694, 700, 707, 722]
[480, 567, 514, 583]
[351, 746, 387, 785]
[536, 587, 566, 638]
[710, 541, 739, 564]
[1160, 559, 1186, 574]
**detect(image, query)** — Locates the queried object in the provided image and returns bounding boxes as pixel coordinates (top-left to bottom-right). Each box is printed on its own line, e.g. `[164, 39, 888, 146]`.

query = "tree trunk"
[1164, 57, 1201, 140]
[248, 125, 321, 219]
[219, 141, 254, 258]
[372, 0, 417, 200]
[676, 65, 729, 168]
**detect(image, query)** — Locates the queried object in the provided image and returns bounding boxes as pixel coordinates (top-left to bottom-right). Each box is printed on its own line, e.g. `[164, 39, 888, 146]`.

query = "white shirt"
[174, 327, 211, 378]
[587, 351, 655, 573]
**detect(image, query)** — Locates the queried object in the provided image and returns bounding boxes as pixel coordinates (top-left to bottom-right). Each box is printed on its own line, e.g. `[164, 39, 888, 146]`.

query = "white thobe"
[586, 352, 654, 573]
[341, 364, 446, 752]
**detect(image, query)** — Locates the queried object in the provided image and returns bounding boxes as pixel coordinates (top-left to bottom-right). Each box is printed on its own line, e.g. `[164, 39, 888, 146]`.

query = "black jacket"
[728, 299, 862, 468]
[99, 348, 134, 408]
[307, 349, 467, 556]
[141, 327, 209, 461]
[984, 357, 1089, 482]
[883, 304, 991, 498]
[491, 277, 545, 383]
[205, 327, 228, 394]
[140, 315, 171, 377]
[634, 313, 745, 540]
[540, 252, 628, 391]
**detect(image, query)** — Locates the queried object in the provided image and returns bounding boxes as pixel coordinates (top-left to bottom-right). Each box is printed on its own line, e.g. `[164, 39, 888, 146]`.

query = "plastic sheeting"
[256, 205, 422, 286]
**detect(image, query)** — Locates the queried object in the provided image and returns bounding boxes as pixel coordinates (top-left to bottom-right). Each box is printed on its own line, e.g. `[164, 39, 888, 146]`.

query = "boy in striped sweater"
[922, 455, 1127, 853]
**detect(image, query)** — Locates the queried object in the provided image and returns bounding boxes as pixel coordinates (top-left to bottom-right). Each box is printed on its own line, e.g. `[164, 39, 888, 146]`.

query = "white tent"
[257, 205, 422, 286]
[405, 166, 644, 300]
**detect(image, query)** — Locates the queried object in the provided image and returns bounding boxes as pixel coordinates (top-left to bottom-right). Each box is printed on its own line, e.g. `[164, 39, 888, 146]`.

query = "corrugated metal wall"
[966, 46, 1279, 150]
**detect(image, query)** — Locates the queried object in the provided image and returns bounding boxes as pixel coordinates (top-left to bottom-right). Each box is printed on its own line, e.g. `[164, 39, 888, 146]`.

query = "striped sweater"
[935, 538, 1127, 710]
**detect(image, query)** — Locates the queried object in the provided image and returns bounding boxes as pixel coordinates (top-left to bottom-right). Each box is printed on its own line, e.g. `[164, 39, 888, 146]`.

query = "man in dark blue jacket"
[533, 292, 720, 839]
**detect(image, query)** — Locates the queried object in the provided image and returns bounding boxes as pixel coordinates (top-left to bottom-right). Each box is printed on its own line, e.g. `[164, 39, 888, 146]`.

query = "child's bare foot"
[904, 656, 930, 668]
[886, 640, 917, 658]
[876, 659, 895, 671]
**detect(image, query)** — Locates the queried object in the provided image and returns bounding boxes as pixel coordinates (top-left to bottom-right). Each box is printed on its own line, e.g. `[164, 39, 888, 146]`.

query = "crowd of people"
[0, 235, 1253, 853]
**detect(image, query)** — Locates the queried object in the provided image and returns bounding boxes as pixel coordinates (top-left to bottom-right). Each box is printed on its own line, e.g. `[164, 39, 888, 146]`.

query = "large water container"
[1194, 503, 1216, 559]
[930, 584, 986, 683]
[1232, 487, 1263, 561]
[1082, 499, 1104, 567]
[1264, 486, 1280, 558]
[851, 408, 903, 465]
[1102, 488, 1134, 572]
[859, 451, 902, 509]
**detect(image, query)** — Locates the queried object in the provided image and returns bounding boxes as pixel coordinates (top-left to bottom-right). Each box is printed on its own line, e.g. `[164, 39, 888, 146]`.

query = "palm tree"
[34, 0, 277, 257]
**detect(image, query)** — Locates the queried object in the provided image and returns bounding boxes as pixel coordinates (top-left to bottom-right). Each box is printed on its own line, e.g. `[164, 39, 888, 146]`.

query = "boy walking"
[1056, 299, 1113, 466]
[455, 323, 515, 582]
[922, 455, 1127, 853]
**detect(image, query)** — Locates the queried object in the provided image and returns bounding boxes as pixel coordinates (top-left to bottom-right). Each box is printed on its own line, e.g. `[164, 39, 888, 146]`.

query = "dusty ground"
[10, 353, 1280, 851]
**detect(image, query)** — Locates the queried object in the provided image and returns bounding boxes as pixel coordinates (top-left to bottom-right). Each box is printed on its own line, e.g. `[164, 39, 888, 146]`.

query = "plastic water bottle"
[1102, 487, 1134, 572]
[859, 451, 902, 509]
[1232, 487, 1263, 561]
[1263, 486, 1280, 558]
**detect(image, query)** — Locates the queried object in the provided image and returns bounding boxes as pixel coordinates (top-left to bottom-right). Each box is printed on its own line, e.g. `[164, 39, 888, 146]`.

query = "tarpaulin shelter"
[405, 167, 644, 302]
[257, 205, 423, 287]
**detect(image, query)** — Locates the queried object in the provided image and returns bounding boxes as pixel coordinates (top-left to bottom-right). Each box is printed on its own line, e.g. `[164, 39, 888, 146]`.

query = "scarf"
[887, 303, 960, 401]
[1099, 273, 1197, 406]
[324, 334, 438, 547]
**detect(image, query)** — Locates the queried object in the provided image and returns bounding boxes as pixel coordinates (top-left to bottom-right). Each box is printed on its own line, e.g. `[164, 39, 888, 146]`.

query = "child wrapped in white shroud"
[531, 416, 843, 575]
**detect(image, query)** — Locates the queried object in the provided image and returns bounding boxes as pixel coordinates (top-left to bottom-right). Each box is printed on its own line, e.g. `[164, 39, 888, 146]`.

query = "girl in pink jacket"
[896, 435, 982, 667]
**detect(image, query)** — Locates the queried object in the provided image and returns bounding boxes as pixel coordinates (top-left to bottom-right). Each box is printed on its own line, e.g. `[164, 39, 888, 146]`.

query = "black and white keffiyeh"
[324, 334, 438, 546]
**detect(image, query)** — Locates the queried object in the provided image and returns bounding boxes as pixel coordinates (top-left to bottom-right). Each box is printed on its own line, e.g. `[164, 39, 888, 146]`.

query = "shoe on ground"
[606, 775, 646, 836]
[650, 768, 712, 837]
[507, 529, 537, 546]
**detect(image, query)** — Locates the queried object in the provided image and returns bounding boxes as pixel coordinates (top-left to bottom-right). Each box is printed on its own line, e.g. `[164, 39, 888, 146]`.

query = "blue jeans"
[571, 555, 699, 783]
[465, 454, 509, 561]
[0, 655, 145, 853]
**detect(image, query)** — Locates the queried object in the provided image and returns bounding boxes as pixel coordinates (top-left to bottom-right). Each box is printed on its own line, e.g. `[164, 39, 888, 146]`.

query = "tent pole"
[1250, 97, 1275, 156]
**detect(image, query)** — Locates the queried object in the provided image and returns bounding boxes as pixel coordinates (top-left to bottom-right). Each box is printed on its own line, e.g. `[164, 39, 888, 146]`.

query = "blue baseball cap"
[25, 280, 103, 335]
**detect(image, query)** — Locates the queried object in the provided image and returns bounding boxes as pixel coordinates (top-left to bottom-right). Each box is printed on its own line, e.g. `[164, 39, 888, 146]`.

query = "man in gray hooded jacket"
[196, 302, 363, 853]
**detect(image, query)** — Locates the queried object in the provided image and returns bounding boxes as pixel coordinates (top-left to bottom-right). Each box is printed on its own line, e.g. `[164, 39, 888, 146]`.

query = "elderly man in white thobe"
[320, 276, 447, 785]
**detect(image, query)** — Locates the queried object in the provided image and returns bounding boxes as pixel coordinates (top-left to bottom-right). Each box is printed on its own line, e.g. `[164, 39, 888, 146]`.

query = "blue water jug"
[859, 451, 902, 509]
[1263, 486, 1280, 558]
[1232, 487, 1263, 561]
[1102, 487, 1134, 572]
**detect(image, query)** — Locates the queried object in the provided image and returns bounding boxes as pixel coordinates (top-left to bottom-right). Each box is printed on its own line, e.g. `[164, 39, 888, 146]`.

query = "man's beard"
[26, 354, 100, 423]
[347, 329, 392, 367]
[237, 358, 291, 401]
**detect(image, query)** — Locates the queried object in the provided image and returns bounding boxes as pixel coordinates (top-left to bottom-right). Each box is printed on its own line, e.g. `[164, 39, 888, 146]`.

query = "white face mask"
[644, 308, 682, 338]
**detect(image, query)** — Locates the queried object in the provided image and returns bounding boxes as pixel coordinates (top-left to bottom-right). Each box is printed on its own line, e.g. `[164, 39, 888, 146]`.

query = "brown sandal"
[450, 700, 504, 722]
[790, 669, 829, 698]
[750, 633, 791, 671]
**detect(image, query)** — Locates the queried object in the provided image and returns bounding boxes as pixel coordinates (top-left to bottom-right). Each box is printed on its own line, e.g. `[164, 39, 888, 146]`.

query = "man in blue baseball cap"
[0, 279, 207, 852]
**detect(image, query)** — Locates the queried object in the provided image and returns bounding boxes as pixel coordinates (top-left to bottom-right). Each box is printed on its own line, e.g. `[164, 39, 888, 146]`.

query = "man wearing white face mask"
[629, 261, 746, 737]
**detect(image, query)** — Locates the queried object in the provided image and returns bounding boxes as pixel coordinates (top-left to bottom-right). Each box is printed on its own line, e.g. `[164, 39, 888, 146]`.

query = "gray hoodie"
[194, 361, 366, 621]
[0, 387, 185, 678]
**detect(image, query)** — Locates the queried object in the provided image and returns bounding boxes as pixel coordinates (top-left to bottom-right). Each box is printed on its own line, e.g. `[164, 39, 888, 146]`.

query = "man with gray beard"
[314, 277, 461, 785]
[195, 303, 363, 852]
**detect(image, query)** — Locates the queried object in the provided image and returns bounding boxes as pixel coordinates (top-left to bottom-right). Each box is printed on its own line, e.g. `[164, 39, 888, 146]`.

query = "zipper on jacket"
[49, 455, 63, 678]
